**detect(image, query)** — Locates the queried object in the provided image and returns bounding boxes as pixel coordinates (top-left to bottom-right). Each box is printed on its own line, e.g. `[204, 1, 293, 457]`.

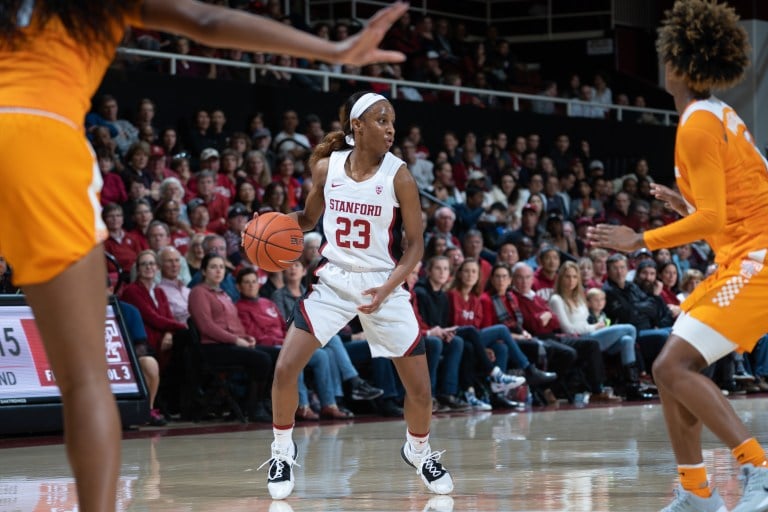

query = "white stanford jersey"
[321, 149, 403, 271]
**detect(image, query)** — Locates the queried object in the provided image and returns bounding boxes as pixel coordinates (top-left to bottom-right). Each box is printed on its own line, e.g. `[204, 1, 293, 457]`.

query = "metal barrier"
[115, 47, 678, 126]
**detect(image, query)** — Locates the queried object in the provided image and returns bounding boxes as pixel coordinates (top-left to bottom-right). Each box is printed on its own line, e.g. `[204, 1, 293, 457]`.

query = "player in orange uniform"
[588, 1, 768, 511]
[0, 2, 408, 510]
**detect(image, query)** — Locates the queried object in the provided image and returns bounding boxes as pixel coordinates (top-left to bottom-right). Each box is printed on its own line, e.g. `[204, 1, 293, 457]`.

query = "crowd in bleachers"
[4, 82, 767, 425]
[117, 0, 666, 122]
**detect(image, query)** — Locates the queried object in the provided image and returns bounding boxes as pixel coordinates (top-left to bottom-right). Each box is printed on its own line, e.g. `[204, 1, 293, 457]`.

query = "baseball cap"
[546, 211, 563, 223]
[636, 259, 656, 272]
[589, 160, 604, 170]
[187, 198, 206, 212]
[227, 203, 249, 219]
[632, 248, 653, 259]
[150, 145, 165, 158]
[200, 148, 220, 161]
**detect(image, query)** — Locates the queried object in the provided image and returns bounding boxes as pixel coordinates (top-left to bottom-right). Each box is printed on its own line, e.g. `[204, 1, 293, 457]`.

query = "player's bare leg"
[263, 325, 321, 499]
[393, 354, 454, 494]
[24, 245, 120, 512]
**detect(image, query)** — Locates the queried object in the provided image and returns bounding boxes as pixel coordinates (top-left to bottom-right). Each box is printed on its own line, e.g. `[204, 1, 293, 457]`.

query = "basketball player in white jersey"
[258, 92, 454, 500]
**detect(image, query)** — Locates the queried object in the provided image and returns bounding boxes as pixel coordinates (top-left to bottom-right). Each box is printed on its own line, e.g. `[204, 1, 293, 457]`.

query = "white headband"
[345, 93, 387, 146]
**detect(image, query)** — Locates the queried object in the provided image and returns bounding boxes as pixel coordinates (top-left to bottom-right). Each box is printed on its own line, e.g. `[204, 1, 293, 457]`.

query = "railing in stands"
[115, 47, 678, 126]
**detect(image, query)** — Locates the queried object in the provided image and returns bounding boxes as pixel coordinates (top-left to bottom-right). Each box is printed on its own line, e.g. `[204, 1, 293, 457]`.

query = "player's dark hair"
[656, 0, 749, 94]
[0, 1, 140, 52]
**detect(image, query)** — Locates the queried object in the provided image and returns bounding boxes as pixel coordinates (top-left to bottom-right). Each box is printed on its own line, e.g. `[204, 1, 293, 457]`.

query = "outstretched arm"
[141, 0, 409, 65]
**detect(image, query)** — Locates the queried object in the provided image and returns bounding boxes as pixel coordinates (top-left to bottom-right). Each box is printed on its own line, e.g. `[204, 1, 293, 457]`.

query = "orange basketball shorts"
[0, 110, 106, 286]
[679, 254, 768, 354]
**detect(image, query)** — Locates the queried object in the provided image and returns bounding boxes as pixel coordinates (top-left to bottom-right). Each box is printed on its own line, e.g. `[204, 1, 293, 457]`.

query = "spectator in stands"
[603, 254, 671, 372]
[501, 203, 543, 248]
[155, 199, 191, 255]
[187, 197, 211, 236]
[195, 170, 229, 234]
[562, 72, 582, 99]
[159, 128, 183, 167]
[591, 72, 612, 119]
[214, 149, 238, 200]
[461, 230, 493, 288]
[188, 234, 239, 301]
[235, 181, 259, 218]
[157, 246, 191, 325]
[676, 268, 703, 303]
[242, 150, 272, 201]
[273, 109, 311, 165]
[606, 191, 633, 227]
[186, 109, 215, 161]
[401, 139, 434, 190]
[224, 203, 249, 266]
[549, 261, 651, 400]
[517, 151, 538, 189]
[98, 148, 128, 206]
[570, 179, 603, 219]
[274, 155, 303, 210]
[185, 234, 206, 276]
[531, 80, 558, 115]
[130, 198, 154, 244]
[532, 245, 560, 301]
[511, 261, 619, 402]
[261, 181, 291, 214]
[413, 256, 470, 411]
[121, 141, 153, 192]
[145, 220, 191, 284]
[578, 256, 601, 290]
[188, 254, 273, 422]
[657, 260, 682, 310]
[299, 232, 322, 268]
[103, 203, 147, 272]
[121, 250, 188, 367]
[96, 94, 139, 156]
[570, 84, 603, 119]
[426, 206, 460, 249]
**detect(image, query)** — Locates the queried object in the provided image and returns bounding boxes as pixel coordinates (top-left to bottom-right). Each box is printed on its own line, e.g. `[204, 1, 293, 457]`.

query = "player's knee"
[273, 356, 302, 387]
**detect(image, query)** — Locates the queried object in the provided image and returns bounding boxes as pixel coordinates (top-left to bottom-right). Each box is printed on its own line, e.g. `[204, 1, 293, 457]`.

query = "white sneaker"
[423, 495, 455, 512]
[733, 463, 768, 512]
[489, 368, 526, 393]
[660, 485, 727, 512]
[401, 442, 454, 494]
[464, 387, 493, 411]
[258, 441, 299, 500]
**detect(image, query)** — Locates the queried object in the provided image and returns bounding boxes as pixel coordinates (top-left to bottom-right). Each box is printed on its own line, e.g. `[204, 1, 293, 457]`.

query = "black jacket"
[603, 279, 674, 331]
[413, 277, 451, 327]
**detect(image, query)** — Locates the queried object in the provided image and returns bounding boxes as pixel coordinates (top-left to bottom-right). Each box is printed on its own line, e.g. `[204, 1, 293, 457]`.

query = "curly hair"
[656, 0, 749, 94]
[0, 1, 140, 52]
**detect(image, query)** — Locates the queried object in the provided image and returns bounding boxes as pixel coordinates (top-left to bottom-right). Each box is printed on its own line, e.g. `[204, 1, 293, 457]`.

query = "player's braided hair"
[0, 0, 140, 53]
[656, 0, 749, 94]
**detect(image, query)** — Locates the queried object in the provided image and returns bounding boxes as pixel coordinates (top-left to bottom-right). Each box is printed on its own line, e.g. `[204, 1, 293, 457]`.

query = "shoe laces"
[258, 448, 300, 479]
[419, 450, 447, 479]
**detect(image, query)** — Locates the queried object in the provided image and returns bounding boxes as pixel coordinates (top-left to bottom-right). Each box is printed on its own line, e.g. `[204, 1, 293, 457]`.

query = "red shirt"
[236, 297, 287, 347]
[447, 290, 483, 329]
[188, 285, 247, 344]
[120, 282, 187, 353]
[103, 230, 148, 272]
[199, 192, 230, 234]
[532, 267, 556, 296]
[512, 289, 562, 337]
[479, 291, 522, 331]
[101, 172, 127, 206]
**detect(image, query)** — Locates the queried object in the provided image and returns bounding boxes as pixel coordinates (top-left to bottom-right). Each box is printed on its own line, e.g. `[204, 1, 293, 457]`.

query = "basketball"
[242, 212, 304, 272]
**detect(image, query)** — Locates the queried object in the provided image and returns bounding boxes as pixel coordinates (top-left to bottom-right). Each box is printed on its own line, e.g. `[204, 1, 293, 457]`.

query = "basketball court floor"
[1, 397, 765, 511]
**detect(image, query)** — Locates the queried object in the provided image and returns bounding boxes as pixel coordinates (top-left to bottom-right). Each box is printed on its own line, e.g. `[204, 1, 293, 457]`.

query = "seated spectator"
[658, 261, 681, 308]
[425, 207, 460, 250]
[532, 245, 560, 301]
[143, 220, 191, 284]
[95, 94, 139, 156]
[195, 170, 229, 234]
[541, 213, 579, 261]
[121, 250, 187, 372]
[589, 248, 609, 285]
[570, 180, 603, 220]
[188, 254, 273, 422]
[605, 191, 633, 227]
[103, 203, 147, 273]
[578, 257, 602, 290]
[188, 235, 239, 301]
[129, 198, 154, 245]
[413, 256, 470, 411]
[676, 269, 704, 303]
[300, 232, 322, 267]
[157, 246, 191, 324]
[224, 203, 249, 267]
[450, 259, 557, 388]
[496, 242, 520, 268]
[603, 254, 672, 372]
[512, 261, 619, 402]
[273, 155, 303, 210]
[531, 80, 558, 115]
[235, 268, 353, 420]
[549, 262, 651, 400]
[634, 260, 681, 319]
[186, 233, 206, 276]
[499, 203, 543, 248]
[154, 198, 191, 255]
[187, 198, 213, 236]
[98, 148, 128, 206]
[121, 141, 153, 193]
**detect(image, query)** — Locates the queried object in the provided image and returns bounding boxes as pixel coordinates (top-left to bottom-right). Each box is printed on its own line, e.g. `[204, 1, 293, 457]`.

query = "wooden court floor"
[2, 397, 768, 511]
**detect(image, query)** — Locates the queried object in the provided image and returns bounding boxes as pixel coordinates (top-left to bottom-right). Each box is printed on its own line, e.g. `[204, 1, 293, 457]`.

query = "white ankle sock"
[273, 424, 294, 451]
[407, 429, 430, 454]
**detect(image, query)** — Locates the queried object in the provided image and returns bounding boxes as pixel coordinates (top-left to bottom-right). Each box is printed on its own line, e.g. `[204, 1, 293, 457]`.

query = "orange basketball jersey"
[644, 98, 768, 265]
[0, 2, 143, 128]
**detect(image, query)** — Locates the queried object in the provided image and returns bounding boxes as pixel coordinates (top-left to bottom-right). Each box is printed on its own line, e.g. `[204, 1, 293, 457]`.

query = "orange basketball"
[242, 212, 304, 272]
